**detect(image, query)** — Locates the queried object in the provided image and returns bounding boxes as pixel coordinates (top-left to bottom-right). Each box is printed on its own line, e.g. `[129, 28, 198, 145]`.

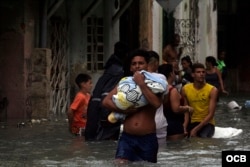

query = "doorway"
[218, 0, 250, 93]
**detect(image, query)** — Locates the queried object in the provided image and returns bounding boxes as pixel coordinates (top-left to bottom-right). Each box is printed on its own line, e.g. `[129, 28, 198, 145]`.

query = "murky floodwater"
[0, 95, 250, 167]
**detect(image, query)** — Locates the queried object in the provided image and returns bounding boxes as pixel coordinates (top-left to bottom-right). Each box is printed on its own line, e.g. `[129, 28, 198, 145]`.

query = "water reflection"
[0, 96, 250, 166]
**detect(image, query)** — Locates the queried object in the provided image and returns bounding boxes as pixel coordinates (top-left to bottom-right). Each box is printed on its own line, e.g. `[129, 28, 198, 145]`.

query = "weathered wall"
[30, 48, 51, 119]
[174, 0, 217, 63]
[152, 0, 163, 58]
[196, 0, 217, 64]
[0, 31, 24, 120]
[0, 0, 51, 121]
[0, 0, 125, 121]
[0, 0, 25, 120]
[24, 0, 39, 120]
[66, 0, 119, 86]
[139, 0, 153, 50]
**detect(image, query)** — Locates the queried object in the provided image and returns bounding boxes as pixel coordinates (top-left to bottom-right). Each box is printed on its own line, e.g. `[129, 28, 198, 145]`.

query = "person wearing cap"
[205, 56, 228, 97]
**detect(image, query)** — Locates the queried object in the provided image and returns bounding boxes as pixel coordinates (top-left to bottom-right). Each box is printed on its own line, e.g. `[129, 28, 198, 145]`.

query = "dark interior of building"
[218, 0, 250, 92]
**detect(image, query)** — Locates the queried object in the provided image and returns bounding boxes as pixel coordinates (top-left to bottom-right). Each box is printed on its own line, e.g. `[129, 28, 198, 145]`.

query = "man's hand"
[188, 106, 194, 116]
[222, 89, 229, 96]
[190, 128, 198, 137]
[183, 125, 188, 136]
[133, 71, 145, 86]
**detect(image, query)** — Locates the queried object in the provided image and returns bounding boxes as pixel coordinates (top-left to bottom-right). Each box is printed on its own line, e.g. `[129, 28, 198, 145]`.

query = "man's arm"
[181, 86, 188, 106]
[133, 71, 162, 109]
[171, 88, 192, 113]
[102, 86, 136, 114]
[204, 87, 218, 124]
[102, 86, 120, 111]
[215, 67, 228, 95]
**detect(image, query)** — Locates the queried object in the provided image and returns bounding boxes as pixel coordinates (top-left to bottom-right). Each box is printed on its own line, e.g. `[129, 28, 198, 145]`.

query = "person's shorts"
[71, 126, 85, 136]
[188, 122, 215, 138]
[115, 132, 158, 163]
[167, 121, 184, 136]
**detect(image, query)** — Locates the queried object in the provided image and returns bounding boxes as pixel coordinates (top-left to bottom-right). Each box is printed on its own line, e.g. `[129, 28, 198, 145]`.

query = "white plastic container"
[227, 101, 242, 111]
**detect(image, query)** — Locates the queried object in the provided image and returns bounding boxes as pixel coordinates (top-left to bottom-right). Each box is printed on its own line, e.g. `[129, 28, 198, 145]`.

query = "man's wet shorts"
[115, 132, 158, 163]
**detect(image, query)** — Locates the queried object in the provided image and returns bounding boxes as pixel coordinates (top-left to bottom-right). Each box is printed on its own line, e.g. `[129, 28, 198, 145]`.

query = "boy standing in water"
[102, 49, 162, 163]
[68, 73, 93, 135]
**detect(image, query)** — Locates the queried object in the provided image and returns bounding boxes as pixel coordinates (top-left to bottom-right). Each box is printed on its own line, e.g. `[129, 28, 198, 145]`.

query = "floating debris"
[17, 122, 25, 128]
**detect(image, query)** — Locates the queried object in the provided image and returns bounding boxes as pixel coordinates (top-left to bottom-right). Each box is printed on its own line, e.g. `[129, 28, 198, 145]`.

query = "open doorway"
[217, 0, 250, 93]
[119, 0, 140, 51]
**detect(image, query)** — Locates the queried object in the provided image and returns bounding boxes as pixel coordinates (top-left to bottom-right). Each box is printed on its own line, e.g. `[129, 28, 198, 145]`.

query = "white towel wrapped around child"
[112, 70, 167, 110]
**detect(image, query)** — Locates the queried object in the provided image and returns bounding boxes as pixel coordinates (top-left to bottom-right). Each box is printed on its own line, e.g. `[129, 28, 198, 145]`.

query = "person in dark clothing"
[205, 56, 228, 95]
[104, 42, 128, 69]
[85, 41, 129, 141]
[158, 64, 193, 141]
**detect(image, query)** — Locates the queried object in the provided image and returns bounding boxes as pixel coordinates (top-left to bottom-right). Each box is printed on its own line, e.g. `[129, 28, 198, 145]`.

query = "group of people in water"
[67, 36, 228, 164]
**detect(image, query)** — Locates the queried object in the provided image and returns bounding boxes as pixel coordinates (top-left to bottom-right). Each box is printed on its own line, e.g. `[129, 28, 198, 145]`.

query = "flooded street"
[0, 95, 250, 167]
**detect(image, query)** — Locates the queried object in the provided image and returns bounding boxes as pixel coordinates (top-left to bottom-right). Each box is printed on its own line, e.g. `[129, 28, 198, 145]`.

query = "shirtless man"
[162, 34, 182, 64]
[162, 34, 182, 85]
[102, 49, 162, 163]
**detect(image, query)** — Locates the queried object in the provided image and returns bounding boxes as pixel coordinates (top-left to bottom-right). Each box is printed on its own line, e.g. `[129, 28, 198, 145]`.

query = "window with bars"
[86, 16, 104, 71]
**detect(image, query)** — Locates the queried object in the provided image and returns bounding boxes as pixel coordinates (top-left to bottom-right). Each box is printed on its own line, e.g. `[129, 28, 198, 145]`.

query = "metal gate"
[174, 0, 199, 62]
[49, 19, 70, 119]
[175, 19, 196, 61]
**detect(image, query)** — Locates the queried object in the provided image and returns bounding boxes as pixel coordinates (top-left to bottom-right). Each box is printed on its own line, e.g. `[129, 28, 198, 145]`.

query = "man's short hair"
[148, 50, 160, 62]
[191, 63, 205, 73]
[158, 64, 173, 78]
[128, 49, 150, 64]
